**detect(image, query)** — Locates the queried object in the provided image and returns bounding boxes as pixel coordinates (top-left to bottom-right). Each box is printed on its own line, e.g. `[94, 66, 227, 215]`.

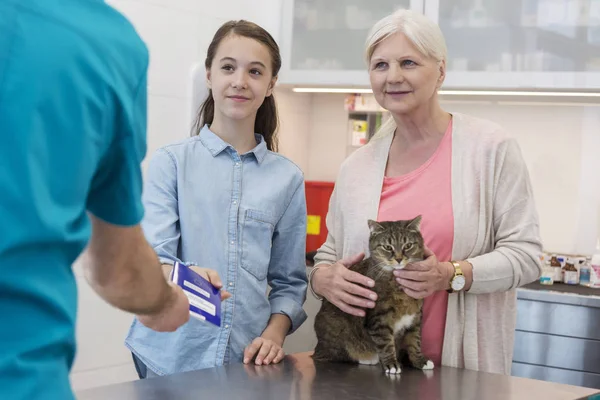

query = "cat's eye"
[404, 243, 414, 251]
[382, 245, 394, 252]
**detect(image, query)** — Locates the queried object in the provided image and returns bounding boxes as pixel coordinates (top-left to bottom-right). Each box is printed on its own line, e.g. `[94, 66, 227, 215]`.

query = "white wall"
[440, 100, 600, 255]
[71, 0, 285, 392]
[275, 88, 312, 172]
[305, 93, 350, 181]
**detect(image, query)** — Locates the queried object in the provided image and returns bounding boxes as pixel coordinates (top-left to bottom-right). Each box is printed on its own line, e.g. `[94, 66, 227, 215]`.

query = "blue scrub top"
[0, 1, 148, 399]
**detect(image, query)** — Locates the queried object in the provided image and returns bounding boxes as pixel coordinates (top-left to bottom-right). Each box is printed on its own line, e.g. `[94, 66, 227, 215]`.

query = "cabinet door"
[279, 0, 424, 86]
[425, 0, 600, 89]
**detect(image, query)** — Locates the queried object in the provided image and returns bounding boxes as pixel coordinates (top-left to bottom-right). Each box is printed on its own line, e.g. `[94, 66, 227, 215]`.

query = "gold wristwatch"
[447, 261, 466, 293]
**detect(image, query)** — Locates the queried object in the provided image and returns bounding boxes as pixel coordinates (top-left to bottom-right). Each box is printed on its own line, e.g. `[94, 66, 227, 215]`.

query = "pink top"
[377, 121, 454, 366]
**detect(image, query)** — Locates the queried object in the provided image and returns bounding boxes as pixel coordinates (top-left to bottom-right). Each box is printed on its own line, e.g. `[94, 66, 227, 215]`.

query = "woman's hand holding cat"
[393, 247, 454, 299]
[312, 252, 378, 317]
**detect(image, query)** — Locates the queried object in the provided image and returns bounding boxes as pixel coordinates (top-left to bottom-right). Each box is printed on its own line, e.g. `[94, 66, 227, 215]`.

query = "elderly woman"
[309, 9, 542, 375]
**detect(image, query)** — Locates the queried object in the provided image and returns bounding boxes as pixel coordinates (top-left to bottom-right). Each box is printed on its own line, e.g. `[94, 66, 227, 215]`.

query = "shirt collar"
[198, 124, 268, 163]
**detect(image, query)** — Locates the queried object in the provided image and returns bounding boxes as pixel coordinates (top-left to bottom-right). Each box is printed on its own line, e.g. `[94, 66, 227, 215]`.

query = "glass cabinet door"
[426, 0, 600, 88]
[280, 0, 424, 86]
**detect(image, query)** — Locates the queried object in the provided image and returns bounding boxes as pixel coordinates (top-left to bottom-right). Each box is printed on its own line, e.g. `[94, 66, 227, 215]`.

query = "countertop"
[518, 282, 600, 308]
[522, 281, 600, 296]
[77, 352, 600, 400]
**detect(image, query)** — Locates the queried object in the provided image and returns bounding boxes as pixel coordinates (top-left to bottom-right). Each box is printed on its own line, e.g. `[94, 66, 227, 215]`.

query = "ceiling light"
[291, 88, 600, 97]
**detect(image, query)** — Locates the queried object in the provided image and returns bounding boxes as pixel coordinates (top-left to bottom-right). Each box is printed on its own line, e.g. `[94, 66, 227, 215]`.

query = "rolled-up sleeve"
[141, 148, 182, 266]
[267, 178, 308, 333]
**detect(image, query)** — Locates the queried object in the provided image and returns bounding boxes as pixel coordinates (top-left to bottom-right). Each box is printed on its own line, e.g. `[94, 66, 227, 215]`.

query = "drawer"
[513, 331, 600, 374]
[516, 299, 600, 340]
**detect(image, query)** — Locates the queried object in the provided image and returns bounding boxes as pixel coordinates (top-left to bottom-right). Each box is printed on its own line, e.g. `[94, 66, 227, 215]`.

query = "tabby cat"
[312, 216, 434, 374]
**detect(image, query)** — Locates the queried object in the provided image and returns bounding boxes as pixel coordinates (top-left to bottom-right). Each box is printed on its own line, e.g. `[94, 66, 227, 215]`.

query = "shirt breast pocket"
[241, 209, 277, 281]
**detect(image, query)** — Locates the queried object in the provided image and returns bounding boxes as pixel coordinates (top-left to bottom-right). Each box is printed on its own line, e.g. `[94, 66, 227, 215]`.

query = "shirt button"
[233, 200, 237, 205]
[230, 241, 234, 245]
[225, 324, 230, 329]
[229, 282, 233, 286]
[235, 162, 240, 166]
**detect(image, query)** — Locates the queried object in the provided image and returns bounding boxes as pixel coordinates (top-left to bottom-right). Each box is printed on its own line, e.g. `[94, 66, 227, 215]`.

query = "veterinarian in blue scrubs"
[0, 1, 191, 399]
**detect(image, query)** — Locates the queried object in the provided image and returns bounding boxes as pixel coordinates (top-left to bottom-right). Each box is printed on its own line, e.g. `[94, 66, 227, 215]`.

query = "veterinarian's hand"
[311, 252, 378, 317]
[137, 283, 190, 332]
[393, 247, 453, 299]
[244, 337, 285, 366]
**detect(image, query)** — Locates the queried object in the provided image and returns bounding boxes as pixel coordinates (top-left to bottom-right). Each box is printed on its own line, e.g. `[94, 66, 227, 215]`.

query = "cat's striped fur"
[312, 217, 434, 374]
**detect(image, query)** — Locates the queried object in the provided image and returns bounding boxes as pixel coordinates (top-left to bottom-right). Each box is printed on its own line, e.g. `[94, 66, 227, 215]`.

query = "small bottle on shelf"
[539, 253, 553, 285]
[550, 255, 562, 283]
[580, 257, 592, 287]
[563, 259, 579, 285]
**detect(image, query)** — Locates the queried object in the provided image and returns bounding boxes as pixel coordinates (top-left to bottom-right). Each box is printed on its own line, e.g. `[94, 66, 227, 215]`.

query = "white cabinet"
[279, 0, 425, 86]
[427, 0, 600, 89]
[279, 0, 600, 89]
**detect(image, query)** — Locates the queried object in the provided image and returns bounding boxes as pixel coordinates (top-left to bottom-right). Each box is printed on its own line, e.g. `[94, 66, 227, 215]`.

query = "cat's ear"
[407, 215, 422, 230]
[368, 220, 385, 235]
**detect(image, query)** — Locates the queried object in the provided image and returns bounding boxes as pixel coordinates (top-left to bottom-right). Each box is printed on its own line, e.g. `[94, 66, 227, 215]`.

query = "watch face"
[452, 275, 466, 291]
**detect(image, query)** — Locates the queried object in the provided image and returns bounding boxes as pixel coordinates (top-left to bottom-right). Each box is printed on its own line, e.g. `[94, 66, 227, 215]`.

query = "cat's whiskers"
[367, 260, 396, 282]
[373, 268, 389, 282]
[365, 261, 386, 275]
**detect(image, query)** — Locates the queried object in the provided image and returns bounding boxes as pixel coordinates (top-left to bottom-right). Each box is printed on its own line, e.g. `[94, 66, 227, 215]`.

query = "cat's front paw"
[421, 360, 434, 370]
[409, 356, 434, 370]
[382, 361, 402, 375]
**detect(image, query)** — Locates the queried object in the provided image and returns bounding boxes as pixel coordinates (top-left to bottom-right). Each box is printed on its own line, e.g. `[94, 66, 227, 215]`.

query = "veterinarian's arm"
[80, 214, 189, 332]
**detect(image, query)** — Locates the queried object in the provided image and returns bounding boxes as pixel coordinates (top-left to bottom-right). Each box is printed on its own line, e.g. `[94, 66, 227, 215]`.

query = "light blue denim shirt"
[125, 125, 308, 375]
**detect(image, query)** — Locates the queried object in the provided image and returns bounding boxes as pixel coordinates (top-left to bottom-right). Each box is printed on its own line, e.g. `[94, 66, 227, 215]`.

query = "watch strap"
[447, 261, 463, 293]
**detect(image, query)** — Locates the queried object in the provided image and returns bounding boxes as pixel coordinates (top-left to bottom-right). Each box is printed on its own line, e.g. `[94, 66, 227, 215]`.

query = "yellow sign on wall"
[307, 215, 321, 235]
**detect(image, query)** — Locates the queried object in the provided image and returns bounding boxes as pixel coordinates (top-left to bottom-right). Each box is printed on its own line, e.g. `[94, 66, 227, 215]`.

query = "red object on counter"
[305, 181, 335, 253]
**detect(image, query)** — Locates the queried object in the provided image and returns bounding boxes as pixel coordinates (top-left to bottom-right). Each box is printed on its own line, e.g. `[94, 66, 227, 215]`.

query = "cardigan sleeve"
[467, 138, 543, 294]
[314, 180, 341, 267]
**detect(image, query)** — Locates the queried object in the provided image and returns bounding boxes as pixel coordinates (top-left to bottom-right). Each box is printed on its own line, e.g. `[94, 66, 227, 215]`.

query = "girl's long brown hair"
[192, 20, 280, 152]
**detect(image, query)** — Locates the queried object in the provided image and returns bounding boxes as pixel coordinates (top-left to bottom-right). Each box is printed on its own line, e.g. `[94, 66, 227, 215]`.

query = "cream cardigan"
[314, 112, 542, 375]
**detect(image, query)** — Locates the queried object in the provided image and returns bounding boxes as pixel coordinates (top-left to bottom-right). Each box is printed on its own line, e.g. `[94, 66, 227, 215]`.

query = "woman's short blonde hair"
[365, 9, 447, 64]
